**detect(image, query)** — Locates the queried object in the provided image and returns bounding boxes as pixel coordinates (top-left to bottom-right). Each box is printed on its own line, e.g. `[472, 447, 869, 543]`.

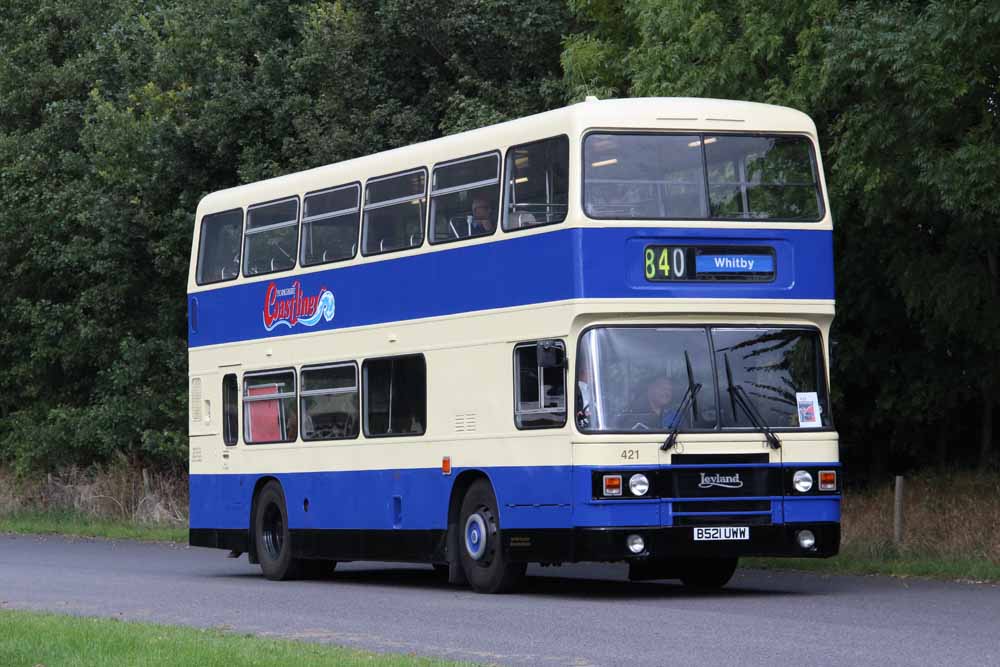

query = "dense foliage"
[1, 0, 997, 476]
[0, 0, 570, 472]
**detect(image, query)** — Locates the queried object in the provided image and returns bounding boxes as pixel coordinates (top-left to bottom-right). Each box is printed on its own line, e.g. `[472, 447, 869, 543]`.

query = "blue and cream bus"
[188, 97, 840, 593]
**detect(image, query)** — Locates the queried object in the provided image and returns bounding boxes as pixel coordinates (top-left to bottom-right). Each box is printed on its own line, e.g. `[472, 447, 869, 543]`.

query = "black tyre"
[253, 481, 303, 581]
[679, 557, 738, 589]
[458, 480, 526, 594]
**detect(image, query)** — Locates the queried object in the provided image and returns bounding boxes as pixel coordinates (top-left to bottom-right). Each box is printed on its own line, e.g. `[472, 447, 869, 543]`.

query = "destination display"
[643, 245, 776, 282]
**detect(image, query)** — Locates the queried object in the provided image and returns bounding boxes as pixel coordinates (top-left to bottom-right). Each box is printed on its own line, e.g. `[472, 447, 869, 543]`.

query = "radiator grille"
[674, 500, 770, 513]
[674, 514, 772, 527]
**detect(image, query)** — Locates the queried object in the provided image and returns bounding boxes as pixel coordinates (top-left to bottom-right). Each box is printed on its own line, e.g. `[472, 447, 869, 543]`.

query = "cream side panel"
[572, 432, 840, 468]
[187, 372, 219, 438]
[189, 299, 837, 476]
[210, 436, 570, 476]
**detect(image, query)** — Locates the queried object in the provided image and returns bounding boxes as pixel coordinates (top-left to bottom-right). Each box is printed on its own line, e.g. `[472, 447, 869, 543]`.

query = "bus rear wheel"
[679, 557, 738, 590]
[458, 480, 525, 594]
[254, 481, 304, 581]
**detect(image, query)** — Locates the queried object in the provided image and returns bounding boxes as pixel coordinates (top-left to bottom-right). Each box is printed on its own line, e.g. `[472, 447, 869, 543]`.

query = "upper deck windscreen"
[584, 133, 823, 222]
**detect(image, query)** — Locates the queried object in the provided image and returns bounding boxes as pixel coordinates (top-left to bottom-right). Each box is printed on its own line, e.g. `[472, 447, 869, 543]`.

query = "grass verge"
[0, 510, 186, 543]
[745, 550, 1000, 583]
[745, 471, 995, 583]
[0, 609, 468, 667]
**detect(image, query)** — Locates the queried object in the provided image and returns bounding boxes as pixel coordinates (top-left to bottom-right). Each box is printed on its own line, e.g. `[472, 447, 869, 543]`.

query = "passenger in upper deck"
[469, 196, 496, 235]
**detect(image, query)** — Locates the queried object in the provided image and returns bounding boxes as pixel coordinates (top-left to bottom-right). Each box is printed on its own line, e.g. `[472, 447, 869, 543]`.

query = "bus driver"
[628, 376, 681, 431]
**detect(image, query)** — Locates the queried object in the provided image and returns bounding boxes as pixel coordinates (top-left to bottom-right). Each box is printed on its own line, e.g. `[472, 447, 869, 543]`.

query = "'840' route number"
[644, 246, 687, 281]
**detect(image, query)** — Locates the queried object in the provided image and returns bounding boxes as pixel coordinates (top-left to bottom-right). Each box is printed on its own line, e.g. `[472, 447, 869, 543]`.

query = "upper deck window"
[243, 198, 299, 277]
[301, 184, 360, 266]
[704, 136, 821, 220]
[196, 209, 243, 285]
[583, 133, 823, 222]
[503, 136, 569, 231]
[429, 153, 500, 244]
[362, 170, 426, 256]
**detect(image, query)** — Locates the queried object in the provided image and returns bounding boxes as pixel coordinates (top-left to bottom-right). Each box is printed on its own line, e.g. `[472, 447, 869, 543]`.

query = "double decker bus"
[187, 97, 840, 593]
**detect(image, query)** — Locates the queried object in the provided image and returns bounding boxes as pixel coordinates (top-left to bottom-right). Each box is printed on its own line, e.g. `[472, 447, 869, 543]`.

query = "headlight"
[797, 529, 816, 550]
[629, 473, 650, 496]
[626, 534, 645, 554]
[793, 470, 813, 493]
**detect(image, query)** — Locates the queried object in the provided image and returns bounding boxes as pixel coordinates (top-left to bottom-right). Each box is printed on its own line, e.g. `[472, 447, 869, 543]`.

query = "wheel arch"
[248, 475, 282, 564]
[444, 469, 495, 583]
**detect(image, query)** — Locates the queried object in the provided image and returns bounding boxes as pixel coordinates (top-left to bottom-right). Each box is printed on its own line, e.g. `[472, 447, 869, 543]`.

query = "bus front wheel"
[253, 481, 303, 581]
[458, 480, 525, 594]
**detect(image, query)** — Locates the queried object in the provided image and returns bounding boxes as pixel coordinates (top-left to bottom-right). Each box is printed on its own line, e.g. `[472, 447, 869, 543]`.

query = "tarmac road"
[1, 534, 998, 666]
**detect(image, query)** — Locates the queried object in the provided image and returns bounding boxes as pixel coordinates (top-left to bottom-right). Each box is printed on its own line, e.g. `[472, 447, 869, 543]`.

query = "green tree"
[821, 1, 1000, 468]
[0, 0, 570, 474]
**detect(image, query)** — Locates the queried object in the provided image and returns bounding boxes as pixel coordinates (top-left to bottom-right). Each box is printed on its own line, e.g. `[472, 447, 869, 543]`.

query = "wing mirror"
[537, 340, 566, 368]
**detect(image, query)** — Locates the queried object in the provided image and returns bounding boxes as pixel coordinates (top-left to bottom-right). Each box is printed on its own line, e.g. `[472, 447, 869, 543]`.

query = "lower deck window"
[243, 370, 297, 443]
[364, 355, 426, 436]
[300, 363, 359, 440]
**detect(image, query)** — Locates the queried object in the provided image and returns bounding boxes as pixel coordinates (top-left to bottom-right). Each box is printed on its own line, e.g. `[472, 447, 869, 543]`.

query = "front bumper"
[503, 522, 840, 563]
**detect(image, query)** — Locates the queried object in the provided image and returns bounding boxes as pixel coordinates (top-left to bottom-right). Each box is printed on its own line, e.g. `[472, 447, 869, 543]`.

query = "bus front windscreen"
[576, 327, 717, 432]
[576, 327, 830, 433]
[713, 328, 831, 429]
[583, 133, 823, 221]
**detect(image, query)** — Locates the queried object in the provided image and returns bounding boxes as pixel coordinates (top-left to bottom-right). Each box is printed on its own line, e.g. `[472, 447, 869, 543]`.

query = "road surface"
[1, 534, 997, 666]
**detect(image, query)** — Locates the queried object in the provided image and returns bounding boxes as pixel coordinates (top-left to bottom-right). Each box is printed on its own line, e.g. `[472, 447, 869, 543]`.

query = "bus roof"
[195, 97, 817, 217]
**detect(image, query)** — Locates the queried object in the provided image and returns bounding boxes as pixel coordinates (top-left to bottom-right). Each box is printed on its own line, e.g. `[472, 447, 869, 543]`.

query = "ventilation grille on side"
[190, 378, 202, 422]
[453, 413, 478, 433]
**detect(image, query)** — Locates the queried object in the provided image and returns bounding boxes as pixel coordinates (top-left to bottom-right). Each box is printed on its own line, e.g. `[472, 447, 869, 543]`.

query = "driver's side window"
[514, 340, 567, 429]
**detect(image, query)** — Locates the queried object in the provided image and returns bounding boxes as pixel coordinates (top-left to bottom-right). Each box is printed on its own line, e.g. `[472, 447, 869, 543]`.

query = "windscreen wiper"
[684, 350, 700, 423]
[724, 354, 781, 450]
[661, 382, 702, 452]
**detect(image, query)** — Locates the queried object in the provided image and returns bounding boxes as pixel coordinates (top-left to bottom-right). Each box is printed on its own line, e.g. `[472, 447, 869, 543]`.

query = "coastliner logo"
[263, 280, 336, 332]
[698, 472, 744, 489]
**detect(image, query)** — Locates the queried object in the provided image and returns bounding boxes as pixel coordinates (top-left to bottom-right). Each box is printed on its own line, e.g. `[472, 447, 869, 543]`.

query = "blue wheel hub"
[464, 513, 488, 561]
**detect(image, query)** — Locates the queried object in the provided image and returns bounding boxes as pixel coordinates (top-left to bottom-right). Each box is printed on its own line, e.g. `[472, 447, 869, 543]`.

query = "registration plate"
[693, 526, 750, 541]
